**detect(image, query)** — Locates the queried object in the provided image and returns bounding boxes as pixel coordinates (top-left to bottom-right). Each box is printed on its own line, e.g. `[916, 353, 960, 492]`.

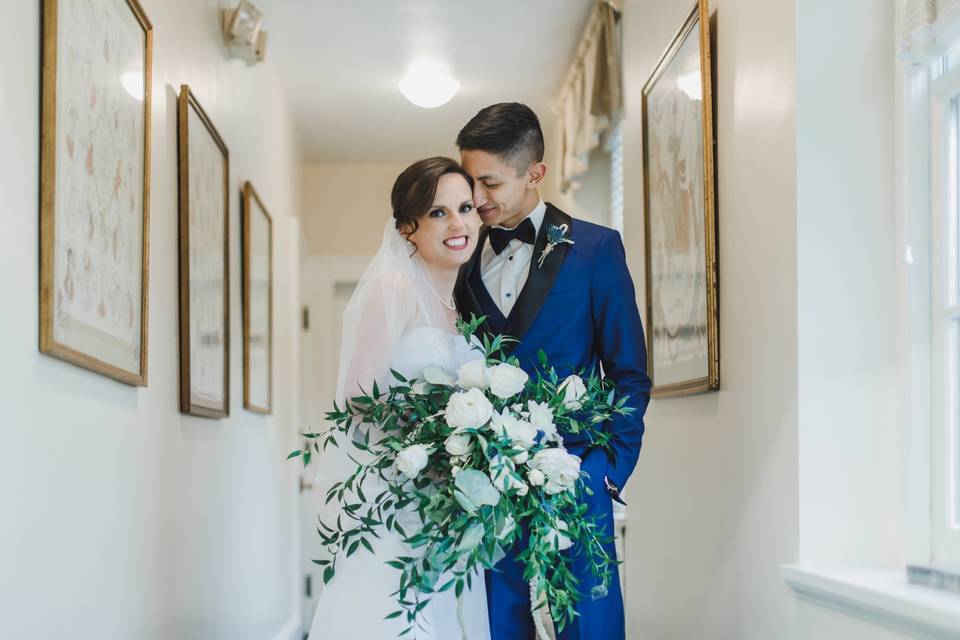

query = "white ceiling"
[257, 0, 594, 163]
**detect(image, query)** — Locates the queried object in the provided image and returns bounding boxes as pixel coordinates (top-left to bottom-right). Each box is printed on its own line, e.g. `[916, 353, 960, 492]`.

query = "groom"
[454, 102, 651, 640]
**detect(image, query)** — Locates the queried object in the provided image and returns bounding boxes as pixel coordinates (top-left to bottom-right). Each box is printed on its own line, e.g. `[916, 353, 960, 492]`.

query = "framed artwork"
[39, 0, 153, 385]
[241, 182, 273, 414]
[177, 85, 230, 418]
[641, 0, 719, 398]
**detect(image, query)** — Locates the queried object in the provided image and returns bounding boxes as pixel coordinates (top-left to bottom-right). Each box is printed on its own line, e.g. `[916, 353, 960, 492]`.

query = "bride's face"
[407, 173, 480, 271]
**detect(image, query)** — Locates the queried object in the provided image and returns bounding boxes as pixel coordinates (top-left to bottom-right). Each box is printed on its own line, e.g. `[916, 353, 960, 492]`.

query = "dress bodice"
[390, 327, 482, 383]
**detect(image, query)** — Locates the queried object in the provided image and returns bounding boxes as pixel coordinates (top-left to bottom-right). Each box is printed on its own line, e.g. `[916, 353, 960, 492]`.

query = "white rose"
[451, 465, 462, 477]
[527, 468, 546, 486]
[396, 444, 431, 479]
[544, 520, 573, 551]
[512, 450, 530, 465]
[457, 359, 489, 390]
[490, 409, 538, 450]
[527, 400, 558, 442]
[487, 363, 529, 400]
[559, 375, 587, 410]
[528, 448, 581, 494]
[445, 388, 493, 430]
[445, 432, 472, 456]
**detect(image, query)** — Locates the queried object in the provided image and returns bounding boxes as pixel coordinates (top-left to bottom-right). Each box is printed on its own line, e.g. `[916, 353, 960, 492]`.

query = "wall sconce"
[221, 1, 267, 66]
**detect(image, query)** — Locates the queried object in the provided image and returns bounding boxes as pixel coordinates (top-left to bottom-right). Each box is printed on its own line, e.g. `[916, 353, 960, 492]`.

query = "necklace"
[424, 275, 456, 311]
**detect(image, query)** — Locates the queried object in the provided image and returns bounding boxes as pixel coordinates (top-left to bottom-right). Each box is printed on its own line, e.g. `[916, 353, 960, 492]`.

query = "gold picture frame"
[241, 182, 273, 415]
[39, 0, 153, 385]
[177, 85, 230, 418]
[641, 0, 719, 398]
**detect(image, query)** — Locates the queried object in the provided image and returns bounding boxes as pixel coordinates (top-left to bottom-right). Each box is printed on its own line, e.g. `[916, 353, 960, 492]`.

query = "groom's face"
[460, 149, 532, 229]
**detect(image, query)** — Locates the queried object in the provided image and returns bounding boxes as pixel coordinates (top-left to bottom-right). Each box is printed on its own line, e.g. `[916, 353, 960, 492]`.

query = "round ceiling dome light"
[398, 59, 460, 109]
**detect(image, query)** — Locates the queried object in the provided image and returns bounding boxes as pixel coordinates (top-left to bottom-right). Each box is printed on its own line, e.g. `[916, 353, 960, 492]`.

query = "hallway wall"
[0, 2, 303, 639]
[620, 0, 906, 639]
[620, 0, 799, 637]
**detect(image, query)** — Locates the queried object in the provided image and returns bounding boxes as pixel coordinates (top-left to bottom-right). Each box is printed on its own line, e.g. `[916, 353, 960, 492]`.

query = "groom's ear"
[525, 162, 547, 189]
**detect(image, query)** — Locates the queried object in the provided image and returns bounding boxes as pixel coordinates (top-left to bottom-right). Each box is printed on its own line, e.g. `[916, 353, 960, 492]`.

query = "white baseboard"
[270, 612, 302, 640]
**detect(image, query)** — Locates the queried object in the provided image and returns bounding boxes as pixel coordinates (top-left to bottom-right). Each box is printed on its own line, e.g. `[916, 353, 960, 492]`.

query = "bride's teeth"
[445, 237, 466, 248]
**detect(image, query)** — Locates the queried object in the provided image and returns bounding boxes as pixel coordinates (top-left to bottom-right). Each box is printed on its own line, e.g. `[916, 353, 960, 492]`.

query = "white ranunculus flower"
[527, 468, 546, 486]
[559, 375, 587, 410]
[528, 448, 581, 494]
[445, 432, 472, 456]
[490, 409, 537, 450]
[396, 444, 431, 479]
[527, 400, 558, 442]
[543, 520, 573, 551]
[445, 388, 494, 430]
[487, 363, 529, 400]
[456, 359, 489, 390]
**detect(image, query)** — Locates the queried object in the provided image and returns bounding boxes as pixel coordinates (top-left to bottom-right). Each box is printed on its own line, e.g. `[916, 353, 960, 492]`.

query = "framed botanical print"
[241, 182, 273, 414]
[39, 0, 153, 385]
[177, 85, 230, 418]
[641, 0, 719, 398]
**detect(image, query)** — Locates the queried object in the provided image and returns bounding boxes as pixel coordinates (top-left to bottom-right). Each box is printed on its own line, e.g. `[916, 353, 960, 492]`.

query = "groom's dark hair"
[456, 102, 544, 174]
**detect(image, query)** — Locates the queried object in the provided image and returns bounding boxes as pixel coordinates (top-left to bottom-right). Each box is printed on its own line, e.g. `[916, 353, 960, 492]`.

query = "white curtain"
[901, 0, 960, 63]
[555, 0, 623, 192]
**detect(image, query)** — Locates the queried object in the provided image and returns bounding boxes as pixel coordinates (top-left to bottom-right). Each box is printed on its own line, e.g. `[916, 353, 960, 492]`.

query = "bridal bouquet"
[289, 316, 633, 638]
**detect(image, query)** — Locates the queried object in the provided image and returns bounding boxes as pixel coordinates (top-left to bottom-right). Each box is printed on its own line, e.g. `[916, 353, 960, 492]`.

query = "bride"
[308, 157, 491, 639]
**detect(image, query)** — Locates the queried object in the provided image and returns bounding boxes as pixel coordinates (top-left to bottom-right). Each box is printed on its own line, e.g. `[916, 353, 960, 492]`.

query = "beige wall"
[0, 1, 303, 638]
[301, 162, 408, 256]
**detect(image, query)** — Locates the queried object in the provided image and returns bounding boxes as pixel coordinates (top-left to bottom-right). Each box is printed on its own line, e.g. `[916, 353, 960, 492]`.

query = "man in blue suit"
[454, 102, 651, 640]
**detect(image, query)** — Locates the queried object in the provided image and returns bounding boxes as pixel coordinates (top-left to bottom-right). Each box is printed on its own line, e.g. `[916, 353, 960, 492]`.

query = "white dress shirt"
[480, 200, 547, 317]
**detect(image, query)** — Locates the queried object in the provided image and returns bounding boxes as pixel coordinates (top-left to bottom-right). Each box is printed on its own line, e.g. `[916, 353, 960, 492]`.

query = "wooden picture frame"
[39, 0, 153, 385]
[641, 0, 719, 398]
[177, 85, 230, 418]
[241, 182, 273, 414]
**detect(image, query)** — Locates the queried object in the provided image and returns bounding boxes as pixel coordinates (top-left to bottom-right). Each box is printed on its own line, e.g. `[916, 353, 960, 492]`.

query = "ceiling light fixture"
[398, 60, 460, 109]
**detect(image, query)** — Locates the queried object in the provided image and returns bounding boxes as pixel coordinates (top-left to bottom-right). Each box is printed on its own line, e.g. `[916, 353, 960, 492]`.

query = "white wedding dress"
[308, 222, 491, 640]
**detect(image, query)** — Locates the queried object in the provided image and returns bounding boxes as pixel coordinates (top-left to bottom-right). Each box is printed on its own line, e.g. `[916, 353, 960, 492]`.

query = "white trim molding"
[782, 564, 960, 638]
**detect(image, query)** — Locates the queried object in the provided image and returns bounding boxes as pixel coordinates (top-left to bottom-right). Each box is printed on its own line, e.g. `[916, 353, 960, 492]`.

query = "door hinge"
[302, 306, 310, 330]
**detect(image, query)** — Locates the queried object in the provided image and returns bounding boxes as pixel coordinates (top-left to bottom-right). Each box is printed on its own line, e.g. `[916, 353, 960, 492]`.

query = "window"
[922, 42, 960, 571]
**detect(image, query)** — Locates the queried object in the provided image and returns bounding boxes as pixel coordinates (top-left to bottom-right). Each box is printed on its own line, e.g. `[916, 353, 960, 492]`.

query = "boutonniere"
[537, 223, 575, 268]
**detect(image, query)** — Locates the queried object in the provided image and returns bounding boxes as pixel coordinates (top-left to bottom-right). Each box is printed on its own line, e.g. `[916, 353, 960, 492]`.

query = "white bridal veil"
[334, 218, 453, 404]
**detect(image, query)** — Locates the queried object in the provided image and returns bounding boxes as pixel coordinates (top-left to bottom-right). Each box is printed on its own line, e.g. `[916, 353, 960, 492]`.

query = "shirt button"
[508, 256, 514, 261]
[506, 293, 512, 298]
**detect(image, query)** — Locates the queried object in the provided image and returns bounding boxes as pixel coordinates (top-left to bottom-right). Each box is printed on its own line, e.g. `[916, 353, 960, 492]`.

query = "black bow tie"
[488, 218, 536, 255]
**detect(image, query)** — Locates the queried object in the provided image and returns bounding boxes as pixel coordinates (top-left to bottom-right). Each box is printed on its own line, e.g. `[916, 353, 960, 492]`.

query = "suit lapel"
[454, 227, 493, 334]
[502, 203, 573, 345]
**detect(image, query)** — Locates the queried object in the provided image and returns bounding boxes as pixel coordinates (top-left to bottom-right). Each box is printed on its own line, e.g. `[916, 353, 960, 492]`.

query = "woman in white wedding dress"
[308, 158, 491, 640]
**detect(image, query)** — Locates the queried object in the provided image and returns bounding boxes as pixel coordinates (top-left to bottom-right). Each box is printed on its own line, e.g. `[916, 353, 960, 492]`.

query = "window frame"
[916, 46, 960, 570]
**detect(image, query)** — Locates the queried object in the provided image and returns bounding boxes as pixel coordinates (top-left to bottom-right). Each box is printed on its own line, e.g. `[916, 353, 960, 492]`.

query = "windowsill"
[781, 564, 960, 638]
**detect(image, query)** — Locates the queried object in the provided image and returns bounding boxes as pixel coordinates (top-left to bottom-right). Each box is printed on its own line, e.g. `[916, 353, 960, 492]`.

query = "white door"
[297, 257, 367, 635]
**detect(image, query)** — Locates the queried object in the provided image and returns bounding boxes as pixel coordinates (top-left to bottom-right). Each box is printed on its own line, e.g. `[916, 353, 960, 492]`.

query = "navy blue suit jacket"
[454, 202, 650, 493]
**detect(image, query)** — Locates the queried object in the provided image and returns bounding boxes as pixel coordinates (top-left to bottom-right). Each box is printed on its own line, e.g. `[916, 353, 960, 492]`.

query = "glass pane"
[952, 96, 960, 306]
[954, 319, 960, 522]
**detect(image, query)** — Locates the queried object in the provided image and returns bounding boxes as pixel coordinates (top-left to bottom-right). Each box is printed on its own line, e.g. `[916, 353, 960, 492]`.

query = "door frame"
[297, 254, 370, 632]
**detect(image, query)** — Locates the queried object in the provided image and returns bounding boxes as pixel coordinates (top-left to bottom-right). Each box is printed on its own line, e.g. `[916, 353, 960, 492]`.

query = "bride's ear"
[399, 222, 415, 241]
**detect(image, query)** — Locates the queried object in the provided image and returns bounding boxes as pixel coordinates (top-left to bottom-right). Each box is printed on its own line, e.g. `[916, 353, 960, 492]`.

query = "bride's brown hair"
[391, 157, 474, 241]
